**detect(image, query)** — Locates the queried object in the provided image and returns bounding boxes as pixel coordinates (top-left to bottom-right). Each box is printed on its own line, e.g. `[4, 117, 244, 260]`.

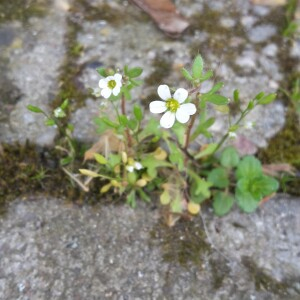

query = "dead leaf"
[130, 0, 189, 37]
[84, 130, 124, 162]
[251, 0, 287, 6]
[262, 163, 296, 177]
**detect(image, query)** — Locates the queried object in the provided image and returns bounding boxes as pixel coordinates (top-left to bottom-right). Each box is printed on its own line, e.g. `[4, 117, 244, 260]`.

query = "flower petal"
[157, 85, 171, 101]
[160, 111, 176, 128]
[149, 101, 167, 114]
[178, 103, 197, 115]
[112, 86, 121, 96]
[99, 79, 107, 88]
[114, 73, 122, 82]
[173, 88, 188, 103]
[101, 88, 112, 99]
[176, 108, 190, 123]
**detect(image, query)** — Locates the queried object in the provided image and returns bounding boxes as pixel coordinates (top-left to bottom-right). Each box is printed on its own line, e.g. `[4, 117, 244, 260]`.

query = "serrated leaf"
[220, 146, 240, 168]
[202, 94, 229, 105]
[236, 156, 262, 179]
[192, 55, 204, 79]
[213, 192, 234, 216]
[181, 67, 193, 81]
[249, 175, 279, 200]
[133, 105, 143, 121]
[127, 67, 143, 78]
[27, 105, 45, 114]
[258, 93, 277, 105]
[207, 168, 229, 189]
[235, 188, 258, 213]
[94, 153, 107, 164]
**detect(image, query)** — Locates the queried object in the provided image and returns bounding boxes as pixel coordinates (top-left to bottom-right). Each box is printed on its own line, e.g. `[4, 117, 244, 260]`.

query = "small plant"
[28, 55, 280, 225]
[281, 78, 300, 120]
[283, 0, 299, 38]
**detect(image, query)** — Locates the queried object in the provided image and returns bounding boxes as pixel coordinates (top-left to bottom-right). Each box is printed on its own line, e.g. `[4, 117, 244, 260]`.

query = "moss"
[150, 218, 210, 266]
[0, 142, 110, 214]
[242, 257, 296, 296]
[0, 0, 49, 24]
[188, 4, 245, 59]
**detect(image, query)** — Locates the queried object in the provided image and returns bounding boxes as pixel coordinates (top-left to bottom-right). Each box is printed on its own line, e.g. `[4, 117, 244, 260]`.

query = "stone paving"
[0, 0, 300, 299]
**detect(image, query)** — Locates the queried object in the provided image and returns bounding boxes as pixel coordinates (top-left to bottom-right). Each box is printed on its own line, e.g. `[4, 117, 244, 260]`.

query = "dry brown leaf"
[130, 0, 189, 37]
[84, 130, 124, 162]
[262, 163, 296, 177]
[251, 0, 287, 5]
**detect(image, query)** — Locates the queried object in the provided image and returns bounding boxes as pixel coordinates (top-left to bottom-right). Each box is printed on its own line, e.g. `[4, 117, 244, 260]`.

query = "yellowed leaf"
[187, 202, 201, 215]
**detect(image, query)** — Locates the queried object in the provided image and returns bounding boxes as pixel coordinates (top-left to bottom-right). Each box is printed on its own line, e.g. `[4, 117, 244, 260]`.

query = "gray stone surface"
[0, 195, 299, 300]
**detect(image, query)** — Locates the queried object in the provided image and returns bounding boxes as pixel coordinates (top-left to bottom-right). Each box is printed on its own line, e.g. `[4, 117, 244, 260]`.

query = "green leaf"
[128, 119, 138, 131]
[168, 141, 184, 171]
[192, 55, 204, 79]
[254, 92, 265, 100]
[127, 67, 143, 78]
[60, 99, 69, 110]
[188, 170, 212, 198]
[258, 93, 277, 105]
[133, 105, 143, 121]
[208, 82, 224, 95]
[129, 79, 143, 86]
[233, 89, 240, 103]
[181, 68, 193, 81]
[137, 188, 151, 202]
[220, 146, 240, 168]
[236, 156, 262, 179]
[27, 105, 45, 114]
[213, 192, 234, 216]
[94, 153, 107, 165]
[200, 70, 213, 82]
[108, 153, 121, 168]
[141, 155, 172, 179]
[191, 117, 215, 141]
[127, 190, 136, 208]
[170, 195, 183, 213]
[207, 167, 229, 189]
[171, 122, 185, 146]
[122, 86, 131, 100]
[190, 191, 207, 204]
[118, 114, 128, 127]
[202, 94, 229, 105]
[96, 67, 107, 77]
[101, 117, 119, 129]
[60, 156, 73, 166]
[44, 119, 56, 126]
[235, 188, 259, 213]
[139, 118, 161, 141]
[249, 175, 279, 200]
[194, 143, 217, 159]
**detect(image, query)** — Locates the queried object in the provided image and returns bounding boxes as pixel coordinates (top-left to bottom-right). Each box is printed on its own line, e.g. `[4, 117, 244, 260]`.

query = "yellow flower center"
[108, 80, 116, 89]
[166, 98, 180, 112]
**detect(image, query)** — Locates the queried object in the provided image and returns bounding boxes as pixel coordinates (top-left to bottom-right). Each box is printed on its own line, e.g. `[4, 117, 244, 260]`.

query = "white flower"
[244, 121, 254, 129]
[98, 73, 122, 99]
[126, 161, 143, 173]
[228, 132, 237, 139]
[149, 85, 196, 129]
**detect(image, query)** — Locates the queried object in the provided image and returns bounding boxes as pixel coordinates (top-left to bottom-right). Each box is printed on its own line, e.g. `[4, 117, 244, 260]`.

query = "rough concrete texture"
[1, 0, 300, 299]
[0, 195, 299, 300]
